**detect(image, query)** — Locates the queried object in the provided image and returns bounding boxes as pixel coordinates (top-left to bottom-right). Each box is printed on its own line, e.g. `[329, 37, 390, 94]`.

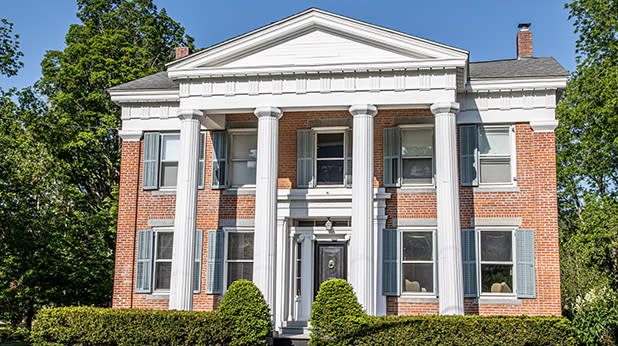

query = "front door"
[314, 242, 347, 297]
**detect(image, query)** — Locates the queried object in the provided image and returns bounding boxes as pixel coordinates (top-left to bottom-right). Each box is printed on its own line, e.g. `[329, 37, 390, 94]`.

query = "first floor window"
[153, 230, 173, 290]
[479, 229, 514, 294]
[401, 230, 435, 294]
[226, 232, 254, 288]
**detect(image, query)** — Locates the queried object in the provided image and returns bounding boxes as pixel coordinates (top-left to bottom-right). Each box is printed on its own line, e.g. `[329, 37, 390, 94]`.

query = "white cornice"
[109, 89, 179, 104]
[466, 77, 567, 91]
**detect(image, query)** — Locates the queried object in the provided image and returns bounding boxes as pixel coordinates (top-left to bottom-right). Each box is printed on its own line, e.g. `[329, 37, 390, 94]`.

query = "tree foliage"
[0, 18, 23, 77]
[557, 0, 618, 313]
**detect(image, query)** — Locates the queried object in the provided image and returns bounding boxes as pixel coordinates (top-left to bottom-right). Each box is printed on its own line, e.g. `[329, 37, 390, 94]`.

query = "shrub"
[571, 287, 618, 345]
[218, 280, 271, 346]
[309, 279, 368, 346]
[0, 325, 30, 343]
[30, 306, 227, 345]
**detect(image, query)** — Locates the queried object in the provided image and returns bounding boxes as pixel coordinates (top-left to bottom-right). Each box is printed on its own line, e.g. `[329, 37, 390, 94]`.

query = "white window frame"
[399, 124, 435, 187]
[313, 127, 350, 187]
[477, 227, 517, 297]
[400, 227, 437, 296]
[478, 125, 517, 187]
[228, 129, 258, 188]
[222, 228, 254, 293]
[159, 133, 180, 189]
[152, 227, 174, 293]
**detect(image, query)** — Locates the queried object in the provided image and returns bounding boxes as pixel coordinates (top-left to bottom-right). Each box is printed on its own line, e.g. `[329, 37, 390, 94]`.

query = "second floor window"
[316, 132, 345, 185]
[160, 134, 180, 188]
[230, 132, 257, 186]
[297, 128, 352, 188]
[383, 125, 435, 187]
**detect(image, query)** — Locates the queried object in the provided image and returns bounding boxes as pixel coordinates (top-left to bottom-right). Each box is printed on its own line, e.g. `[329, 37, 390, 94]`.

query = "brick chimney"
[517, 23, 533, 58]
[175, 47, 190, 60]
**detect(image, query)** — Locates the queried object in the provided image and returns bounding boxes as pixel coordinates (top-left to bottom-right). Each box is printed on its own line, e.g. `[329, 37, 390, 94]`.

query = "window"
[401, 127, 434, 185]
[478, 126, 514, 184]
[225, 232, 254, 288]
[153, 230, 173, 290]
[296, 128, 352, 188]
[229, 131, 257, 186]
[160, 134, 180, 188]
[401, 230, 435, 294]
[316, 132, 345, 185]
[479, 229, 514, 294]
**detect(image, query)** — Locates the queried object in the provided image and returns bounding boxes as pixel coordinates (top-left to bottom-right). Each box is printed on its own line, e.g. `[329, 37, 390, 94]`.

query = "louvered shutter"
[459, 125, 479, 186]
[345, 128, 353, 187]
[382, 228, 400, 296]
[211, 132, 228, 189]
[143, 133, 160, 190]
[198, 133, 206, 189]
[193, 229, 204, 293]
[461, 228, 478, 298]
[383, 127, 400, 187]
[435, 233, 439, 296]
[135, 229, 153, 293]
[205, 230, 224, 294]
[516, 229, 536, 298]
[297, 129, 314, 188]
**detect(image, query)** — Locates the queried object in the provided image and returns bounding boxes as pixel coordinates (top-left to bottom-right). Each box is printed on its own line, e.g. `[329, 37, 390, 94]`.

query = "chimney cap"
[518, 23, 531, 31]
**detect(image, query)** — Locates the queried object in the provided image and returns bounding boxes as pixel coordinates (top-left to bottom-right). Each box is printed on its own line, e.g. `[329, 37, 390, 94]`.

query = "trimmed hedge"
[30, 307, 228, 346]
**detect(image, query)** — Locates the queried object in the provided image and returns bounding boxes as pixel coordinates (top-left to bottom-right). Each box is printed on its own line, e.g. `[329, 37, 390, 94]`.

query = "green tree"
[557, 0, 618, 313]
[0, 18, 23, 77]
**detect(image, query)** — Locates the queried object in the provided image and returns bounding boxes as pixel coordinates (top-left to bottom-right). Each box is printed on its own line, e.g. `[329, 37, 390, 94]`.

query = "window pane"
[481, 231, 512, 261]
[157, 232, 174, 259]
[160, 162, 178, 187]
[401, 128, 433, 157]
[316, 160, 344, 185]
[227, 262, 253, 287]
[199, 133, 205, 160]
[481, 264, 513, 293]
[402, 158, 432, 184]
[231, 161, 256, 185]
[480, 159, 511, 184]
[316, 133, 344, 158]
[161, 134, 180, 161]
[155, 262, 172, 290]
[402, 263, 433, 293]
[402, 232, 433, 261]
[231, 134, 257, 160]
[228, 233, 254, 260]
[479, 127, 510, 155]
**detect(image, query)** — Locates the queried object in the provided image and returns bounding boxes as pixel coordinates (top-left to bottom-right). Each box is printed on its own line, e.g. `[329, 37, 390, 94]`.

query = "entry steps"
[272, 321, 310, 346]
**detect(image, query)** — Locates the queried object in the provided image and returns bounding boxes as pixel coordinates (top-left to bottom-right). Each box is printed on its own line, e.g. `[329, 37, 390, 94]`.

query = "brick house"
[108, 9, 568, 334]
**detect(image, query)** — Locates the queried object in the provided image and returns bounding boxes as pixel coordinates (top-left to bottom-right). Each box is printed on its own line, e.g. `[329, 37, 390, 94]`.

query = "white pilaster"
[275, 217, 288, 332]
[253, 106, 283, 319]
[349, 104, 377, 315]
[431, 102, 464, 315]
[169, 109, 203, 311]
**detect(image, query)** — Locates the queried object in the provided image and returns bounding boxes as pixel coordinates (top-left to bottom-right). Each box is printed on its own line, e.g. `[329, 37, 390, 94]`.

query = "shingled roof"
[469, 57, 568, 79]
[108, 71, 178, 91]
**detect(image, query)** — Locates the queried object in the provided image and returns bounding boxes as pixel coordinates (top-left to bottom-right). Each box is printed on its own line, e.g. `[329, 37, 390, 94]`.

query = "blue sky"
[0, 0, 578, 91]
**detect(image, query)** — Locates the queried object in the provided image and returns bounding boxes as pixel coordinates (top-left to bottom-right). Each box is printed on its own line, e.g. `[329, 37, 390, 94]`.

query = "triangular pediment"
[168, 8, 469, 73]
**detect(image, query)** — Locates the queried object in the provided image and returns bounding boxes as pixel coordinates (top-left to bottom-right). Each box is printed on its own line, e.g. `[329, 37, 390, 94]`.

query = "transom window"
[479, 126, 514, 185]
[315, 132, 346, 185]
[160, 134, 180, 188]
[229, 131, 257, 186]
[401, 230, 435, 294]
[479, 229, 514, 294]
[226, 232, 254, 288]
[153, 230, 173, 291]
[401, 127, 434, 185]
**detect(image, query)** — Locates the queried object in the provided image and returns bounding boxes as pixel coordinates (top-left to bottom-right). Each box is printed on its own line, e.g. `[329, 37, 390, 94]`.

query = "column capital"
[430, 102, 460, 116]
[178, 109, 203, 121]
[349, 104, 377, 117]
[254, 106, 282, 119]
[118, 129, 143, 141]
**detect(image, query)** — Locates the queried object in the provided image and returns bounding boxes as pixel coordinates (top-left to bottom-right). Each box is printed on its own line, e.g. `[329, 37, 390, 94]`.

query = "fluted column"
[169, 109, 203, 311]
[253, 106, 282, 316]
[431, 102, 464, 315]
[349, 104, 377, 315]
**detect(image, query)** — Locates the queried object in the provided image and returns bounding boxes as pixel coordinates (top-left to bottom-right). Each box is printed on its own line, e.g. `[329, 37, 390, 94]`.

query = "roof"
[108, 71, 178, 91]
[469, 57, 569, 79]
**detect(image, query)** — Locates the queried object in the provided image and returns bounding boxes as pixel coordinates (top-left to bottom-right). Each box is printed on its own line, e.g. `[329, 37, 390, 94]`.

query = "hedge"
[30, 307, 228, 346]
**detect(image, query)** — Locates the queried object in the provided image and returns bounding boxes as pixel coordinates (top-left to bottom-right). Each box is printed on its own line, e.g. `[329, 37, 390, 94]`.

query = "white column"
[169, 109, 203, 311]
[253, 106, 282, 318]
[349, 104, 377, 315]
[431, 102, 464, 315]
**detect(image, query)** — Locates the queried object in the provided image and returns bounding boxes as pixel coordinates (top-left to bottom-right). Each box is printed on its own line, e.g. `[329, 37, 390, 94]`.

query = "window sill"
[476, 296, 521, 305]
[223, 187, 256, 195]
[397, 186, 436, 194]
[146, 294, 169, 300]
[473, 186, 519, 193]
[152, 189, 176, 196]
[395, 295, 439, 303]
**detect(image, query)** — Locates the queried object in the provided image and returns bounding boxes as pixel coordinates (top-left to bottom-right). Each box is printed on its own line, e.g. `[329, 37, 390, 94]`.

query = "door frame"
[313, 241, 348, 297]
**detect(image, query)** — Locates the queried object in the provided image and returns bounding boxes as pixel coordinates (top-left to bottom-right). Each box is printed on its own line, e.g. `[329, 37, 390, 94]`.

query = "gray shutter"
[143, 133, 160, 190]
[459, 125, 479, 186]
[461, 228, 478, 298]
[193, 229, 204, 293]
[345, 128, 353, 187]
[211, 132, 228, 189]
[135, 229, 153, 293]
[198, 132, 206, 189]
[205, 229, 224, 294]
[297, 129, 314, 188]
[383, 127, 400, 187]
[435, 233, 438, 296]
[516, 229, 536, 298]
[382, 228, 400, 296]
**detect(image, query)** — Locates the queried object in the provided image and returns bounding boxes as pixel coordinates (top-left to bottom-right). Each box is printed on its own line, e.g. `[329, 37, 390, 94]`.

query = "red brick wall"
[113, 110, 561, 316]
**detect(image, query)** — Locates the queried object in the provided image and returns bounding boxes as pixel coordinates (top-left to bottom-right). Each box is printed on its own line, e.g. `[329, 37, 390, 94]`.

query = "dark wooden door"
[314, 242, 347, 297]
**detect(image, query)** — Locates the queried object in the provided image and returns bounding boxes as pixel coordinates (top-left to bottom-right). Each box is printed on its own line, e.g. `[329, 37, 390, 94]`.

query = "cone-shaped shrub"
[218, 280, 271, 346]
[309, 279, 368, 345]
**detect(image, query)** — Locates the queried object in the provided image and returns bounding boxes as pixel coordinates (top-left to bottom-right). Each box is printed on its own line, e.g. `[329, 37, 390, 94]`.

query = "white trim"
[530, 120, 558, 132]
[466, 77, 567, 91]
